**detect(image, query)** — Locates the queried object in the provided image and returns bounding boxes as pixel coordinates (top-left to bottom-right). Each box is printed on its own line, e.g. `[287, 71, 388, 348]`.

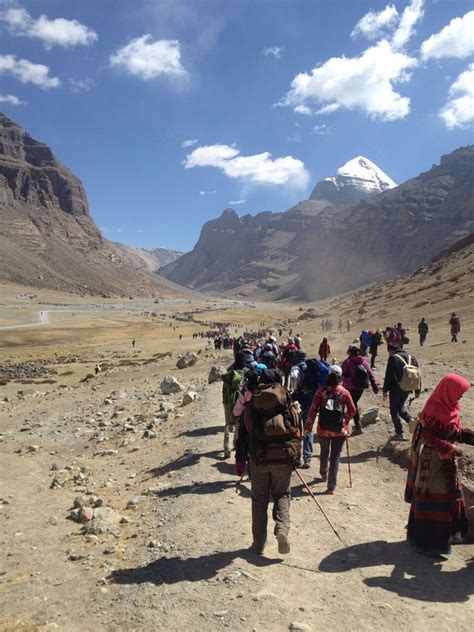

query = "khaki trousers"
[249, 463, 291, 551]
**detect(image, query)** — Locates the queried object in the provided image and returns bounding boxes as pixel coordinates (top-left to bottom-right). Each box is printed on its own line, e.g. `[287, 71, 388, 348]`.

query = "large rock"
[160, 376, 184, 395]
[208, 366, 223, 384]
[182, 391, 198, 406]
[88, 506, 122, 535]
[360, 406, 380, 426]
[176, 352, 199, 369]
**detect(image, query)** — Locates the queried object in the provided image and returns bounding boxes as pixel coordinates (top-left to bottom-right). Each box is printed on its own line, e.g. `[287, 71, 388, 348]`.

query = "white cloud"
[182, 138, 198, 148]
[294, 104, 313, 116]
[315, 103, 341, 115]
[280, 40, 417, 121]
[199, 190, 216, 196]
[312, 124, 330, 135]
[0, 54, 60, 89]
[0, 7, 97, 48]
[0, 93, 26, 105]
[439, 64, 474, 129]
[68, 77, 94, 93]
[287, 135, 301, 142]
[263, 46, 284, 59]
[110, 35, 187, 80]
[351, 4, 399, 40]
[391, 0, 424, 50]
[184, 144, 309, 188]
[421, 11, 474, 61]
[229, 199, 246, 205]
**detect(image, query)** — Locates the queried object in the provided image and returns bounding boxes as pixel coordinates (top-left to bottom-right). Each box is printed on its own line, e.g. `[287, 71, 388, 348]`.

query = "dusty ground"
[0, 282, 473, 631]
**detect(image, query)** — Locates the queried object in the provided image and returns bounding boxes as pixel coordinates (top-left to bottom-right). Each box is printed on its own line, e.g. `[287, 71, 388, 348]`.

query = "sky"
[0, 0, 473, 252]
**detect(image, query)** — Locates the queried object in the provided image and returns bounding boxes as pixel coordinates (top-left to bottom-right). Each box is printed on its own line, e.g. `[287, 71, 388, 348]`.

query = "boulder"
[176, 352, 199, 369]
[360, 406, 379, 426]
[160, 401, 175, 414]
[208, 366, 223, 384]
[182, 390, 198, 406]
[160, 376, 184, 395]
[88, 506, 123, 535]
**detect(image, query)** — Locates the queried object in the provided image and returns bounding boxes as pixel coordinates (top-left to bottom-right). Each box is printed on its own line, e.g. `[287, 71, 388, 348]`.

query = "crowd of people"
[219, 312, 471, 559]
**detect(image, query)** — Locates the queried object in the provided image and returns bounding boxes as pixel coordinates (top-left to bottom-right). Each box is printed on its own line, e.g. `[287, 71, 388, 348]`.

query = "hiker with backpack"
[369, 329, 383, 369]
[235, 382, 301, 555]
[279, 337, 298, 389]
[382, 344, 421, 441]
[397, 322, 408, 349]
[341, 345, 379, 435]
[318, 338, 331, 362]
[222, 368, 244, 458]
[292, 355, 330, 468]
[305, 366, 356, 494]
[417, 318, 429, 346]
[449, 312, 461, 342]
[359, 330, 372, 357]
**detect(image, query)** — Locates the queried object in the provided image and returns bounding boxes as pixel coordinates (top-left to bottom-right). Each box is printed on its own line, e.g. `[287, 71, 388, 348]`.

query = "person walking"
[279, 337, 297, 389]
[405, 374, 474, 555]
[305, 366, 356, 494]
[341, 345, 379, 435]
[369, 329, 383, 369]
[449, 312, 461, 342]
[235, 383, 301, 556]
[417, 317, 429, 346]
[382, 344, 421, 440]
[221, 369, 243, 458]
[318, 337, 330, 362]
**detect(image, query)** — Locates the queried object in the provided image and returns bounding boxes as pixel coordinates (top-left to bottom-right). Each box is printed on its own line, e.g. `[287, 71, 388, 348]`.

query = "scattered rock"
[176, 352, 199, 369]
[160, 376, 184, 395]
[182, 391, 198, 406]
[160, 401, 175, 414]
[361, 406, 379, 426]
[208, 366, 223, 384]
[88, 506, 122, 535]
[94, 449, 118, 457]
[289, 623, 311, 631]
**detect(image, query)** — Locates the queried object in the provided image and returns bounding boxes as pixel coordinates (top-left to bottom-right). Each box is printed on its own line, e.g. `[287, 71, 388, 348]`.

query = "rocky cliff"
[0, 113, 173, 296]
[160, 146, 474, 300]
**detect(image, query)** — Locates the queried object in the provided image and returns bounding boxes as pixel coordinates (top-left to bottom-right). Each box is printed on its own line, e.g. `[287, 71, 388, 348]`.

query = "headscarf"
[420, 373, 470, 428]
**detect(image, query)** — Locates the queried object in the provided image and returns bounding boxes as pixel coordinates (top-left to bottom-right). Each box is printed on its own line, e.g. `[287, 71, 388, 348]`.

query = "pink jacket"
[341, 355, 378, 392]
[232, 390, 253, 418]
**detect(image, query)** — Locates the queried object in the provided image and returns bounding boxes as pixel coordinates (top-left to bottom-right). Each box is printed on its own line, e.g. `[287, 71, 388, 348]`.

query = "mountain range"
[160, 146, 474, 300]
[0, 113, 180, 296]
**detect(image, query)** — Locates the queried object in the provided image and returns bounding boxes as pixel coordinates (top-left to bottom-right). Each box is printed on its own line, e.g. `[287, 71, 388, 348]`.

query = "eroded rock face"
[161, 146, 474, 301]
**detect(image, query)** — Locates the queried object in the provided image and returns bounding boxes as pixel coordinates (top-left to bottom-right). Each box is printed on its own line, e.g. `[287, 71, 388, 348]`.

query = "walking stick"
[235, 471, 246, 493]
[345, 437, 352, 488]
[293, 467, 343, 543]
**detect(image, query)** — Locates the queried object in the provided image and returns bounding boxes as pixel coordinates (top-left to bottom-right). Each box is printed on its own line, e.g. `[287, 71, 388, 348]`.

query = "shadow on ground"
[109, 548, 281, 586]
[177, 425, 222, 438]
[319, 540, 474, 603]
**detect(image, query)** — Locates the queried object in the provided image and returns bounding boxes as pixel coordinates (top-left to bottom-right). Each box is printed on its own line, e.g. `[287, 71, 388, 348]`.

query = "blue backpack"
[300, 359, 330, 393]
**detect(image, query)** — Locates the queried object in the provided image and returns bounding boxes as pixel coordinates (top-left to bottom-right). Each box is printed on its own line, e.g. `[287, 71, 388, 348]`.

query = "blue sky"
[0, 0, 473, 252]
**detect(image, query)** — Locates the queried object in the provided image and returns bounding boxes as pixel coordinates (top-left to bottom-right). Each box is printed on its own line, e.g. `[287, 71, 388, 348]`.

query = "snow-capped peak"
[332, 156, 397, 192]
[310, 155, 397, 204]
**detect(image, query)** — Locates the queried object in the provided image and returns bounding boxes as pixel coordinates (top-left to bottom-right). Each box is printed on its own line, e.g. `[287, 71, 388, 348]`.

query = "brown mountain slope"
[0, 113, 174, 297]
[161, 146, 474, 301]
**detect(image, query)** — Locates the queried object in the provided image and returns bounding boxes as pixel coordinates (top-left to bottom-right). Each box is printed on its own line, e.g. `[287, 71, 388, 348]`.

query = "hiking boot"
[326, 486, 336, 494]
[224, 449, 232, 459]
[276, 532, 290, 555]
[392, 433, 408, 442]
[351, 427, 363, 436]
[301, 461, 311, 469]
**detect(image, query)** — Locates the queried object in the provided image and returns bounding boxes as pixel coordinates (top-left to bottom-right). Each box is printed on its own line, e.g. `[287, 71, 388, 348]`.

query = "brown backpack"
[244, 383, 301, 465]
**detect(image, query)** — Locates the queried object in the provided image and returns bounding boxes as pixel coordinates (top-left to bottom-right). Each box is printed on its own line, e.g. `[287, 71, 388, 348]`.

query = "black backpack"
[319, 391, 344, 433]
[352, 361, 370, 390]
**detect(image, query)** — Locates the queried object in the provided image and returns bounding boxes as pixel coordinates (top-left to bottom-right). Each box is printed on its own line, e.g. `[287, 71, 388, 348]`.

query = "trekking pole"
[235, 471, 246, 493]
[345, 437, 352, 488]
[293, 467, 343, 543]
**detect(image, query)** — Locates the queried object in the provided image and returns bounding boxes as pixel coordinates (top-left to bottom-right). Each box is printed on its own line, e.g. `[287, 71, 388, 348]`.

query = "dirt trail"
[0, 311, 51, 331]
[1, 352, 473, 631]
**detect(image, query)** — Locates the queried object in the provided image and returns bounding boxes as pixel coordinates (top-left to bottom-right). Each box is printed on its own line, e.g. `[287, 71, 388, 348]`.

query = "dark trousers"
[250, 464, 291, 552]
[419, 333, 427, 346]
[348, 389, 364, 428]
[319, 436, 345, 489]
[370, 352, 377, 368]
[389, 388, 412, 435]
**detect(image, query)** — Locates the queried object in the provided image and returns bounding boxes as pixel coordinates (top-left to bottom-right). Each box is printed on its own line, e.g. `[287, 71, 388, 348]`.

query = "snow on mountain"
[310, 156, 397, 204]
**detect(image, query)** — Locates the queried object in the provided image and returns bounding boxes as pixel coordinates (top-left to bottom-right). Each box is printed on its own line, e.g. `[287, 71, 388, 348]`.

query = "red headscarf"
[420, 373, 470, 428]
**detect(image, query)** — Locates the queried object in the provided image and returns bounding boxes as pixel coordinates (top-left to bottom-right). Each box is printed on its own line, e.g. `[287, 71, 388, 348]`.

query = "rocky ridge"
[0, 113, 177, 296]
[160, 146, 474, 300]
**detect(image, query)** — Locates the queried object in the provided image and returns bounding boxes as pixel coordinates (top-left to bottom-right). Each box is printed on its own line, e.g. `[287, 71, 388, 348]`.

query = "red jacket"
[305, 385, 356, 437]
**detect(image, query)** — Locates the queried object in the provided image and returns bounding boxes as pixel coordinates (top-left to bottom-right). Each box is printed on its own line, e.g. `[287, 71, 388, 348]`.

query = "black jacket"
[383, 351, 421, 395]
[418, 321, 429, 334]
